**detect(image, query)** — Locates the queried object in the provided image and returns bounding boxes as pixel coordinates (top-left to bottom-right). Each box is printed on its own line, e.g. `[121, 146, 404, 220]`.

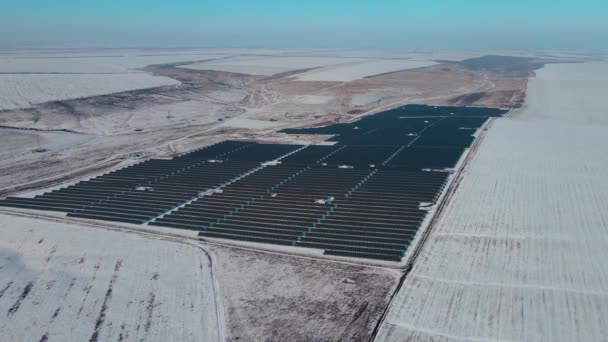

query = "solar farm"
[0, 104, 506, 262]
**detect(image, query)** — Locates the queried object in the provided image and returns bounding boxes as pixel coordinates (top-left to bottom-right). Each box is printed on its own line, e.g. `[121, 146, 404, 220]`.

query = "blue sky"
[1, 0, 606, 49]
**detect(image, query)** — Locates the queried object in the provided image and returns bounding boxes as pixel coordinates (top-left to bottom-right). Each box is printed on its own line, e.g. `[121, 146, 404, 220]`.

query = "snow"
[207, 89, 249, 103]
[178, 56, 367, 76]
[0, 73, 179, 110]
[181, 55, 436, 80]
[293, 95, 333, 104]
[0, 54, 227, 73]
[376, 62, 608, 341]
[0, 50, 239, 110]
[514, 62, 608, 125]
[0, 213, 221, 342]
[0, 128, 94, 167]
[218, 118, 282, 129]
[101, 100, 230, 134]
[76, 54, 226, 71]
[295, 59, 437, 82]
[350, 93, 383, 106]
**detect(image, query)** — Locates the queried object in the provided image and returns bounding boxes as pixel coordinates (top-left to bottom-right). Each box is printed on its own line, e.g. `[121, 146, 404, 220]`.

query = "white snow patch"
[0, 129, 94, 165]
[207, 89, 249, 103]
[0, 73, 179, 110]
[350, 93, 383, 106]
[0, 213, 221, 341]
[218, 118, 282, 129]
[113, 100, 229, 132]
[0, 54, 227, 73]
[295, 59, 437, 82]
[293, 95, 333, 105]
[179, 56, 366, 76]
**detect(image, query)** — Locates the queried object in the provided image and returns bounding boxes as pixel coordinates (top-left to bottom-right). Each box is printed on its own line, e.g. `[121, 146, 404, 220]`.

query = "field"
[375, 62, 608, 341]
[0, 209, 403, 342]
[179, 56, 368, 76]
[0, 213, 222, 342]
[210, 245, 400, 341]
[294, 59, 437, 81]
[0, 50, 239, 110]
[0, 51, 228, 73]
[180, 55, 437, 81]
[0, 73, 179, 111]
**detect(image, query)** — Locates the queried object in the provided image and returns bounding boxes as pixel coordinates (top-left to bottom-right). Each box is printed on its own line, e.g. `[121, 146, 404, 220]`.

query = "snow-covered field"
[515, 62, 608, 125]
[0, 49, 237, 110]
[0, 73, 179, 111]
[218, 117, 283, 129]
[295, 59, 437, 82]
[0, 213, 221, 342]
[98, 100, 231, 134]
[376, 62, 608, 341]
[179, 56, 368, 76]
[0, 128, 94, 165]
[0, 53, 227, 73]
[293, 95, 333, 104]
[350, 93, 383, 106]
[181, 55, 437, 81]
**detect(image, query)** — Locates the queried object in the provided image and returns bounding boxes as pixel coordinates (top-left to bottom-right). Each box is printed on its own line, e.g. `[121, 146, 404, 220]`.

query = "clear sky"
[1, 0, 606, 49]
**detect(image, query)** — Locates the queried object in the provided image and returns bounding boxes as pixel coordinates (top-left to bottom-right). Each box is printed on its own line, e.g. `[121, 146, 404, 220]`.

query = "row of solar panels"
[0, 140, 269, 220]
[0, 142, 460, 261]
[279, 145, 466, 169]
[0, 148, 450, 261]
[0, 140, 462, 216]
[150, 164, 309, 231]
[195, 167, 371, 246]
[297, 170, 447, 261]
[281, 105, 504, 146]
[68, 161, 258, 224]
[150, 164, 447, 261]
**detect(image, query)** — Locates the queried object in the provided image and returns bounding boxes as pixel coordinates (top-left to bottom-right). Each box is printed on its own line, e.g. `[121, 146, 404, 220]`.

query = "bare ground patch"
[210, 245, 400, 342]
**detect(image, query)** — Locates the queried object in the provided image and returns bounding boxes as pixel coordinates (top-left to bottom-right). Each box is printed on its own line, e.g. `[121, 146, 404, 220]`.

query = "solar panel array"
[322, 145, 400, 166]
[200, 167, 371, 245]
[150, 164, 308, 231]
[299, 170, 448, 260]
[0, 105, 507, 262]
[0, 141, 272, 223]
[68, 161, 257, 224]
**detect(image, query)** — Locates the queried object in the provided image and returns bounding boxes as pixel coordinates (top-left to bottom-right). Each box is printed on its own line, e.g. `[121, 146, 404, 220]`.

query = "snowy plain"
[294, 59, 437, 82]
[0, 53, 228, 73]
[178, 56, 368, 76]
[0, 213, 221, 342]
[217, 117, 283, 129]
[0, 73, 179, 111]
[0, 50, 237, 111]
[180, 55, 438, 81]
[375, 63, 608, 341]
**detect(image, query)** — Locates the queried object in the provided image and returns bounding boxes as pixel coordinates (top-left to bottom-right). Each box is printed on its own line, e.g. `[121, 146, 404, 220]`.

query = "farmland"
[294, 59, 437, 82]
[0, 73, 179, 111]
[0, 213, 222, 341]
[375, 62, 608, 341]
[178, 56, 368, 76]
